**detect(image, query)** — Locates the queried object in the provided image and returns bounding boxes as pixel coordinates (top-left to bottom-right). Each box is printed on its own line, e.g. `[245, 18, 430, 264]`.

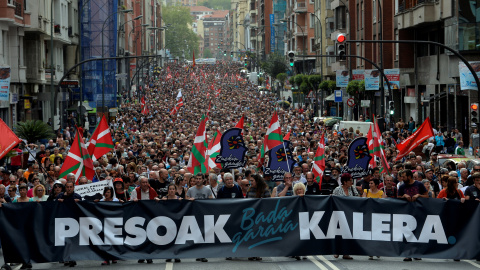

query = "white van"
[337, 121, 374, 135]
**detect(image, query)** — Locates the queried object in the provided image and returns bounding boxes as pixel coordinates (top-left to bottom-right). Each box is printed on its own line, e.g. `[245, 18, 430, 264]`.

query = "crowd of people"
[0, 61, 479, 268]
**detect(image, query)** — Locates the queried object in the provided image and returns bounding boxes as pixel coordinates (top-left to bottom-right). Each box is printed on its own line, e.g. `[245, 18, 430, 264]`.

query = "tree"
[260, 53, 287, 79]
[276, 73, 287, 90]
[307, 75, 322, 91]
[319, 80, 337, 92]
[163, 6, 199, 59]
[203, 48, 213, 58]
[15, 120, 55, 143]
[346, 80, 365, 97]
[198, 0, 231, 10]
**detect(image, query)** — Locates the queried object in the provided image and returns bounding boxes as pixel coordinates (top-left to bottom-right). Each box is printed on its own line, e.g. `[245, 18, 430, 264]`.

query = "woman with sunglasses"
[47, 182, 65, 201]
[32, 184, 48, 202]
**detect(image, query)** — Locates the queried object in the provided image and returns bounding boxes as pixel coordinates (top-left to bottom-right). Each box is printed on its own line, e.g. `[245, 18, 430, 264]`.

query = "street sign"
[334, 90, 343, 102]
[347, 98, 355, 107]
[361, 100, 370, 107]
[115, 73, 127, 80]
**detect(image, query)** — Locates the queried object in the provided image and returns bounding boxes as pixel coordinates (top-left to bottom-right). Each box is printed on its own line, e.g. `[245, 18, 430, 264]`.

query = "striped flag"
[206, 129, 222, 172]
[312, 133, 326, 185]
[263, 111, 283, 153]
[373, 116, 391, 173]
[367, 125, 376, 168]
[59, 127, 95, 183]
[187, 116, 208, 174]
[87, 115, 114, 161]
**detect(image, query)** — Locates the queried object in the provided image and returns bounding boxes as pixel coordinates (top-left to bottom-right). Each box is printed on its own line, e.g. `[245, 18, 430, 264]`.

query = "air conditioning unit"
[119, 48, 125, 55]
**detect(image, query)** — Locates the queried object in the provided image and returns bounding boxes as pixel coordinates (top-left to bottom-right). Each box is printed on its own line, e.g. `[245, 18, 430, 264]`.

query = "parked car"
[437, 154, 470, 171]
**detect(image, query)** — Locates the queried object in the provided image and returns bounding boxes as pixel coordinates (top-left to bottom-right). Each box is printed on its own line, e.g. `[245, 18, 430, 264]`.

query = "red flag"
[235, 115, 245, 135]
[141, 104, 149, 115]
[192, 50, 196, 67]
[140, 96, 146, 110]
[206, 100, 212, 117]
[87, 115, 114, 161]
[59, 127, 95, 183]
[395, 117, 435, 161]
[170, 97, 184, 116]
[312, 133, 326, 185]
[0, 118, 21, 160]
[284, 130, 291, 141]
[263, 112, 283, 153]
[367, 126, 376, 168]
[205, 129, 222, 172]
[373, 116, 391, 172]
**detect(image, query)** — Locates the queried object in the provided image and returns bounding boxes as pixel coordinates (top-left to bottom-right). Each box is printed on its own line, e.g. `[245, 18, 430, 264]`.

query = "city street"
[5, 253, 480, 270]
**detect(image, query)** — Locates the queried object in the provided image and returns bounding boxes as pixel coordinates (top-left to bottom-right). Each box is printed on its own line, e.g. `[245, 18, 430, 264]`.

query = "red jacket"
[135, 186, 157, 200]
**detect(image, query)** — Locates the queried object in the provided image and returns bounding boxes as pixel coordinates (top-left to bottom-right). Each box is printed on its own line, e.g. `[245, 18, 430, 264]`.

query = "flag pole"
[24, 146, 56, 184]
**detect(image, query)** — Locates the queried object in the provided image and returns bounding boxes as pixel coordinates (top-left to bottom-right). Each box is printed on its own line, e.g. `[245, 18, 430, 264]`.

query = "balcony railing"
[397, 0, 434, 13]
[294, 1, 307, 12]
[14, 0, 22, 17]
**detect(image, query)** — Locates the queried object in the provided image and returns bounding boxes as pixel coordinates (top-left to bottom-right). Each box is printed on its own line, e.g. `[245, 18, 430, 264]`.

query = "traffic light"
[287, 51, 295, 67]
[230, 52, 233, 57]
[389, 101, 395, 115]
[244, 57, 248, 66]
[336, 33, 347, 60]
[224, 51, 227, 56]
[471, 103, 479, 124]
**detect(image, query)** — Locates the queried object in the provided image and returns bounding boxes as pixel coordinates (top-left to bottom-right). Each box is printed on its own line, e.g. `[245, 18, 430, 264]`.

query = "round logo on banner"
[347, 98, 355, 107]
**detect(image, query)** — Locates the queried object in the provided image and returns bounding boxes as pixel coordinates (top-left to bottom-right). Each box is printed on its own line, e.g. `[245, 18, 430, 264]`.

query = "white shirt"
[129, 188, 152, 200]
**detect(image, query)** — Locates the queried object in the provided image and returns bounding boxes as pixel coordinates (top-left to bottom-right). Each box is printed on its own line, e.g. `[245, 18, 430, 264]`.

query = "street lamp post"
[138, 24, 149, 100]
[295, 11, 322, 116]
[126, 24, 149, 100]
[117, 15, 142, 104]
[280, 19, 306, 73]
[101, 8, 133, 114]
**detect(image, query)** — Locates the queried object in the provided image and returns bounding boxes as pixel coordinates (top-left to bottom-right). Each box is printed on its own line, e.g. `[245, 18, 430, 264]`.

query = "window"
[310, 13, 314, 28]
[335, 6, 346, 30]
[310, 38, 315, 53]
[373, 0, 376, 23]
[394, 29, 399, 61]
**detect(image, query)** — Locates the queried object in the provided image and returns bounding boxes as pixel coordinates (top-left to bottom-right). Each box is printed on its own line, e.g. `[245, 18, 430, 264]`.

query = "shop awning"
[325, 93, 335, 101]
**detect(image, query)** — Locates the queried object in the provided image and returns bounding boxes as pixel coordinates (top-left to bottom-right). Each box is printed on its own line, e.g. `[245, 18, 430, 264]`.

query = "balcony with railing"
[293, 0, 307, 13]
[294, 25, 307, 36]
[396, 0, 443, 30]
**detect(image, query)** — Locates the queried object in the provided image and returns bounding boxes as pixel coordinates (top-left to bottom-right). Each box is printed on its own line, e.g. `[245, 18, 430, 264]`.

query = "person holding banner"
[130, 176, 156, 264]
[100, 186, 119, 202]
[113, 178, 129, 202]
[437, 177, 466, 202]
[246, 174, 269, 199]
[218, 173, 244, 199]
[12, 185, 33, 203]
[47, 181, 65, 201]
[332, 173, 356, 260]
[32, 184, 48, 202]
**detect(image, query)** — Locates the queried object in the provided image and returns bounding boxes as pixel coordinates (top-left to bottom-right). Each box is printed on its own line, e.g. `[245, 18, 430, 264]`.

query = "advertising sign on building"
[352, 69, 365, 81]
[336, 70, 349, 88]
[270, 14, 275, 53]
[364, 69, 380, 90]
[0, 67, 11, 101]
[459, 61, 480, 90]
[384, 69, 400, 90]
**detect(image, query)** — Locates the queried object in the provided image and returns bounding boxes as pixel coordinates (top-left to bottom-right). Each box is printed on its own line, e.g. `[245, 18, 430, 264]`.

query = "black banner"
[0, 196, 480, 263]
